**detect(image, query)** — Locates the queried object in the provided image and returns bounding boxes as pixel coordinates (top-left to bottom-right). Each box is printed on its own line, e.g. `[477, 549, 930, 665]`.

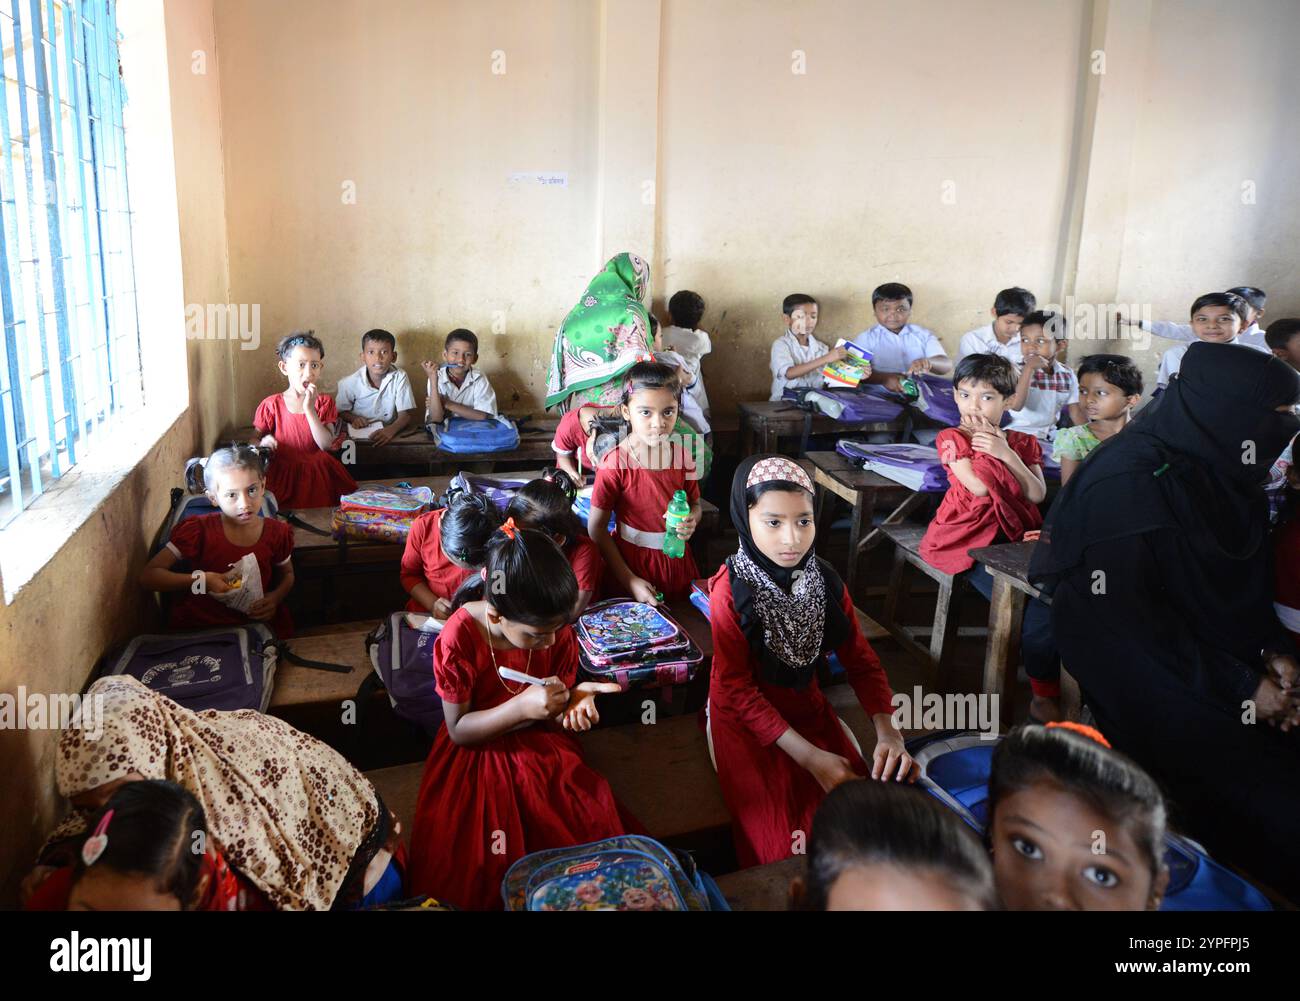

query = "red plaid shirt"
[1029, 364, 1075, 392]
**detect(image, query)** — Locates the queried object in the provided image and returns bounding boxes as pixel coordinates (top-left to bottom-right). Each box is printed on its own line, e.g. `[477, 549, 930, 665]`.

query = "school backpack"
[574, 599, 703, 690]
[365, 612, 445, 735]
[906, 731, 1274, 912]
[501, 834, 729, 911]
[331, 483, 437, 544]
[428, 416, 520, 454]
[835, 441, 950, 493]
[102, 624, 278, 713]
[442, 471, 530, 513]
[782, 386, 905, 425]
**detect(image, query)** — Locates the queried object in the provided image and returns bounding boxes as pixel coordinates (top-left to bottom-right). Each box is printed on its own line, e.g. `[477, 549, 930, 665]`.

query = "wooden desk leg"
[845, 487, 876, 599]
[741, 419, 755, 458]
[814, 483, 833, 557]
[762, 423, 777, 454]
[982, 577, 1026, 731]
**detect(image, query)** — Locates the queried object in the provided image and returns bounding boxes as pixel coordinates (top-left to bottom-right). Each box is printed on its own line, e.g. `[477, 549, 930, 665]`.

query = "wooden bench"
[738, 400, 900, 458]
[807, 450, 931, 598]
[967, 541, 1081, 727]
[878, 523, 985, 676]
[714, 857, 802, 911]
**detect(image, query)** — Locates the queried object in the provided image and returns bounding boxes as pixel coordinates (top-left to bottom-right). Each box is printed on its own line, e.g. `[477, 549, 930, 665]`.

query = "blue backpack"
[502, 835, 729, 911]
[908, 731, 1273, 911]
[429, 416, 520, 454]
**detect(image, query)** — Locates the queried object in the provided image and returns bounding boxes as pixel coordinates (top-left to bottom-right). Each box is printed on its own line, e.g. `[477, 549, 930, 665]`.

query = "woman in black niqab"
[1030, 342, 1300, 897]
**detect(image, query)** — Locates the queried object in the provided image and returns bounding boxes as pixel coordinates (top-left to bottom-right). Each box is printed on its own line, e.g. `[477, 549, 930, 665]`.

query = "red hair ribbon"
[500, 517, 518, 540]
[1045, 720, 1112, 749]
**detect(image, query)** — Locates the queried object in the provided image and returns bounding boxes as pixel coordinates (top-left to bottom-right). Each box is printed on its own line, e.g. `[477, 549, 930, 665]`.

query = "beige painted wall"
[213, 0, 603, 422]
[211, 0, 1300, 419]
[0, 0, 237, 905]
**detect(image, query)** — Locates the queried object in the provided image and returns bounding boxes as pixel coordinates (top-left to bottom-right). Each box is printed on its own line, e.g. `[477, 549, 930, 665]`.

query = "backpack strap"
[280, 512, 332, 537]
[279, 643, 352, 674]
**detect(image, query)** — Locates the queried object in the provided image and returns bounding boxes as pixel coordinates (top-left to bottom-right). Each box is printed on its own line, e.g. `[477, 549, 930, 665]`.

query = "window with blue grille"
[0, 0, 142, 528]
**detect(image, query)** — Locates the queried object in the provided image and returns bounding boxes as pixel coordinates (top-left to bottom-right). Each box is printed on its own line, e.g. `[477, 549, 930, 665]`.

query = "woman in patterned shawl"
[25, 676, 399, 910]
[547, 252, 711, 476]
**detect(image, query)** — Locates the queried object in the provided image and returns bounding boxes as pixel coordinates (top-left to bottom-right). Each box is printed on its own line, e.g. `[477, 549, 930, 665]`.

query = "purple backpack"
[782, 386, 905, 424]
[835, 441, 950, 493]
[444, 471, 530, 513]
[365, 612, 444, 734]
[103, 625, 278, 712]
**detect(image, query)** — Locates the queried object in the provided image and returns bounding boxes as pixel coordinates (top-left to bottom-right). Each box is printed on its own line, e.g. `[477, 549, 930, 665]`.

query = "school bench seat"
[714, 857, 803, 911]
[878, 523, 985, 677]
[270, 621, 373, 716]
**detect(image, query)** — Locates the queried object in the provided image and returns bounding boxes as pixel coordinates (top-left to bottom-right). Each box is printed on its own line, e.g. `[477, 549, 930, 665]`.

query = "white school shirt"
[849, 323, 947, 373]
[1143, 319, 1269, 354]
[661, 325, 712, 413]
[958, 324, 1024, 365]
[429, 366, 498, 418]
[335, 366, 416, 424]
[1004, 361, 1080, 441]
[769, 330, 832, 400]
[652, 348, 710, 435]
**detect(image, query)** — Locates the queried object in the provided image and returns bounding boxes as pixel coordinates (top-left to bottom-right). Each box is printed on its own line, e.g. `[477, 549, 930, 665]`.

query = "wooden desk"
[222, 417, 561, 476]
[807, 450, 931, 597]
[967, 541, 1080, 727]
[737, 401, 898, 458]
[714, 857, 802, 911]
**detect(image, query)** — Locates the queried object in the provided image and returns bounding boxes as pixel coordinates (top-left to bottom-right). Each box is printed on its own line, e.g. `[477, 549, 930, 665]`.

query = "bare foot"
[1030, 695, 1064, 724]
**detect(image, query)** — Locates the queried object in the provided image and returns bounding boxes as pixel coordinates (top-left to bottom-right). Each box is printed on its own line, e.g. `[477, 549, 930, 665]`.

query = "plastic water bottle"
[662, 489, 690, 559]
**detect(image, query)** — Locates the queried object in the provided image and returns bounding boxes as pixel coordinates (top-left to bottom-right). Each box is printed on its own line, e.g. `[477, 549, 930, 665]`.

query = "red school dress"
[705, 564, 896, 868]
[567, 535, 604, 596]
[590, 441, 700, 603]
[254, 392, 357, 510]
[406, 609, 636, 910]
[552, 408, 590, 473]
[400, 507, 470, 612]
[166, 512, 294, 636]
[918, 427, 1043, 575]
[1274, 516, 1300, 648]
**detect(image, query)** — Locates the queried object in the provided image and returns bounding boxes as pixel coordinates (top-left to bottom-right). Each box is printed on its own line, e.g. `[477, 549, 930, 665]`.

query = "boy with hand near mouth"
[421, 328, 499, 423]
[336, 328, 417, 446]
[1004, 310, 1083, 442]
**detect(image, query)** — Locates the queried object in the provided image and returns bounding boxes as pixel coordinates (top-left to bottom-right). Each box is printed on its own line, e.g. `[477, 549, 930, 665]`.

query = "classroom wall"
[207, 0, 1300, 419]
[211, 0, 603, 423]
[0, 0, 238, 906]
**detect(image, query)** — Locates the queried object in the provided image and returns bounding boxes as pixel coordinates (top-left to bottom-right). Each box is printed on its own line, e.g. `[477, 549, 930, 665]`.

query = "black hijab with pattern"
[727, 454, 851, 689]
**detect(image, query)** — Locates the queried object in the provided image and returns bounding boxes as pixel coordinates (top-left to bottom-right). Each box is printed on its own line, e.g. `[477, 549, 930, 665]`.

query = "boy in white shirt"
[650, 315, 710, 435]
[336, 328, 417, 446]
[853, 282, 952, 392]
[421, 328, 498, 422]
[661, 290, 712, 418]
[1119, 286, 1269, 354]
[1155, 292, 1249, 390]
[1005, 310, 1083, 441]
[957, 287, 1037, 365]
[768, 293, 847, 400]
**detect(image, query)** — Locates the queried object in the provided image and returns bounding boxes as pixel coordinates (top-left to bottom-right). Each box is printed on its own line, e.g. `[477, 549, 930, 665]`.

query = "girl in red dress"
[407, 520, 630, 910]
[400, 492, 500, 617]
[551, 403, 618, 482]
[588, 361, 701, 605]
[918, 354, 1059, 721]
[504, 469, 605, 617]
[707, 455, 917, 869]
[253, 331, 357, 509]
[27, 779, 272, 912]
[140, 444, 295, 635]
